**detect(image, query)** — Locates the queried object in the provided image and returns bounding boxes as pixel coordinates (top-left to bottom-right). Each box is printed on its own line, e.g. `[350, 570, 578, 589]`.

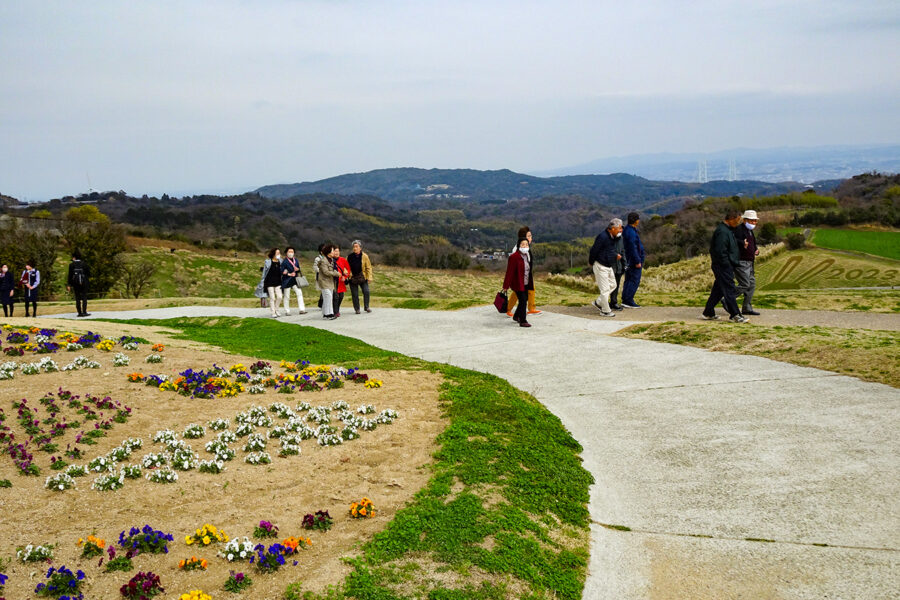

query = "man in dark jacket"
[621, 212, 645, 308]
[66, 250, 90, 318]
[733, 209, 760, 315]
[702, 210, 748, 323]
[588, 218, 623, 317]
[608, 230, 627, 310]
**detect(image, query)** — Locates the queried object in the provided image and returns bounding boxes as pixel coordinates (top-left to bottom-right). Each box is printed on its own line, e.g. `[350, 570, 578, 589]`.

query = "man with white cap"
[733, 209, 760, 316]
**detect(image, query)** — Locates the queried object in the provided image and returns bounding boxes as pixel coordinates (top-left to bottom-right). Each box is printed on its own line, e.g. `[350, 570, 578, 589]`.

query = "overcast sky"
[1, 0, 898, 200]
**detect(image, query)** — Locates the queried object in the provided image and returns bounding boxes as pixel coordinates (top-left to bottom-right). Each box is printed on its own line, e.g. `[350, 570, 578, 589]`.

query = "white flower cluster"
[216, 430, 237, 443]
[268, 401, 294, 419]
[236, 405, 273, 428]
[279, 438, 302, 456]
[153, 429, 178, 444]
[219, 536, 255, 561]
[0, 361, 17, 380]
[171, 447, 199, 471]
[22, 357, 59, 375]
[339, 412, 364, 429]
[146, 467, 178, 484]
[341, 426, 360, 441]
[234, 422, 254, 437]
[17, 544, 54, 562]
[45, 472, 76, 491]
[122, 341, 139, 351]
[243, 432, 267, 452]
[65, 464, 87, 477]
[145, 353, 163, 364]
[66, 342, 84, 351]
[141, 452, 168, 468]
[306, 407, 331, 425]
[357, 404, 376, 415]
[205, 439, 236, 462]
[183, 423, 206, 439]
[208, 418, 229, 431]
[107, 445, 132, 463]
[247, 384, 266, 395]
[295, 401, 311, 412]
[330, 399, 350, 411]
[317, 432, 342, 446]
[165, 438, 190, 453]
[360, 419, 379, 431]
[88, 455, 115, 473]
[112, 352, 131, 367]
[121, 438, 143, 451]
[285, 417, 315, 439]
[377, 409, 399, 424]
[62, 355, 101, 371]
[35, 334, 51, 343]
[92, 470, 125, 491]
[266, 426, 287, 439]
[198, 459, 226, 474]
[121, 465, 142, 479]
[244, 451, 272, 465]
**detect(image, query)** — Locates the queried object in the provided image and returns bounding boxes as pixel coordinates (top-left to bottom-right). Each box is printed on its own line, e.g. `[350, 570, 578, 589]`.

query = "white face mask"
[616, 232, 622, 238]
[275, 255, 281, 261]
[519, 247, 529, 254]
[745, 223, 756, 230]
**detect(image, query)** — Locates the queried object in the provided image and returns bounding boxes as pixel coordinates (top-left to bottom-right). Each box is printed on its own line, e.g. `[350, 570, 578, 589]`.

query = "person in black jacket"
[733, 210, 760, 316]
[67, 250, 91, 317]
[588, 218, 623, 317]
[608, 228, 627, 310]
[0, 263, 15, 317]
[702, 210, 748, 323]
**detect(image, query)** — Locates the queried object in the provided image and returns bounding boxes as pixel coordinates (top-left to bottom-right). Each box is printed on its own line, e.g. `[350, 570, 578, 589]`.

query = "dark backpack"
[72, 263, 86, 287]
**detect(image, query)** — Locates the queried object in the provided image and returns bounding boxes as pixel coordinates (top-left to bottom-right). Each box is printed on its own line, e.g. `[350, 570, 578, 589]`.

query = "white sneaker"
[701, 314, 720, 320]
[284, 311, 291, 316]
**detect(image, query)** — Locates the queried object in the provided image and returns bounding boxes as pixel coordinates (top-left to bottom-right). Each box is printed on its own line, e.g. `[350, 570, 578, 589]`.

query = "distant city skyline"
[2, 1, 899, 200]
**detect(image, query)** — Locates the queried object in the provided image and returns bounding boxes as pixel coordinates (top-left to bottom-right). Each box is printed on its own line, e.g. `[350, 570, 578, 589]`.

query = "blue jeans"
[622, 267, 642, 304]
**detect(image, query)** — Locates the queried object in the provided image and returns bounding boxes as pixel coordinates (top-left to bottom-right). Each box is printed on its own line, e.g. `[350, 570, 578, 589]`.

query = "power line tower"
[697, 160, 708, 183]
[727, 159, 738, 181]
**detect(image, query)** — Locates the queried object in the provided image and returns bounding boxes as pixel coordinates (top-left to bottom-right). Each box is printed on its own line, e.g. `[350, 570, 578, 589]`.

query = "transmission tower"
[727, 159, 737, 181]
[697, 160, 708, 183]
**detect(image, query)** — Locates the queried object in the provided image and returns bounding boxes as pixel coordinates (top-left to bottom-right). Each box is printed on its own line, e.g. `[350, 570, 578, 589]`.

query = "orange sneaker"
[527, 310, 542, 315]
[506, 311, 514, 317]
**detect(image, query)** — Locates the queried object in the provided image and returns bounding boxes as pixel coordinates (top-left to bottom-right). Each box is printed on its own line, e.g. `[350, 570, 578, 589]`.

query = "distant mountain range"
[534, 144, 900, 183]
[256, 168, 828, 213]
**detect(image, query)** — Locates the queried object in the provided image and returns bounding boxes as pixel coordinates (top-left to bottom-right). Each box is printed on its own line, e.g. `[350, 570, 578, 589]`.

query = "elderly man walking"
[702, 210, 748, 323]
[589, 218, 623, 317]
[733, 209, 760, 316]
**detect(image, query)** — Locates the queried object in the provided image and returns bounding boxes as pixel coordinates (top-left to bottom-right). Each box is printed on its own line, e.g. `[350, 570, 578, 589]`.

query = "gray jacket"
[316, 258, 338, 292]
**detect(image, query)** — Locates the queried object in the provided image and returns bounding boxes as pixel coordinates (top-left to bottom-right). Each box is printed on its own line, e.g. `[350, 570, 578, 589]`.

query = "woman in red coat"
[503, 238, 533, 328]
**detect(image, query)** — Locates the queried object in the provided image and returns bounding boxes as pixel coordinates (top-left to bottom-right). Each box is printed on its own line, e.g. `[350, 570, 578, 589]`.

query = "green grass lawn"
[618, 321, 900, 388]
[778, 228, 900, 261]
[112, 316, 594, 600]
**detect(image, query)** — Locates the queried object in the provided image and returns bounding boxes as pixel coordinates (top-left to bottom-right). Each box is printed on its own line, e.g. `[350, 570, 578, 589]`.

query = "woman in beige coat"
[316, 244, 339, 320]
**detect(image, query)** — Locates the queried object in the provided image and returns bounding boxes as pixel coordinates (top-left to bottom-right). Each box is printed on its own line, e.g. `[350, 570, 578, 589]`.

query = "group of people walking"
[0, 252, 91, 318]
[588, 212, 646, 317]
[702, 209, 760, 322]
[257, 240, 374, 320]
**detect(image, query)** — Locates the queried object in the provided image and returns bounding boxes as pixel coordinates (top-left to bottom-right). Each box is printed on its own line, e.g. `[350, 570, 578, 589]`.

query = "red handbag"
[493, 290, 508, 313]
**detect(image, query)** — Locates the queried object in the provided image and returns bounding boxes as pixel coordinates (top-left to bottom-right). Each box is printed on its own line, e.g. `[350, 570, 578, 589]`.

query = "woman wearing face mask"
[502, 238, 533, 328]
[0, 264, 15, 317]
[21, 259, 40, 318]
[262, 248, 284, 318]
[280, 246, 307, 316]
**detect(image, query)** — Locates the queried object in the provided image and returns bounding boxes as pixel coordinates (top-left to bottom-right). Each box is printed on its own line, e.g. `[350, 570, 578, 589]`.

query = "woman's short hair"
[321, 244, 334, 255]
[267, 248, 278, 259]
[72, 250, 82, 260]
[351, 239, 363, 248]
[284, 246, 295, 254]
[517, 237, 529, 247]
[517, 226, 530, 238]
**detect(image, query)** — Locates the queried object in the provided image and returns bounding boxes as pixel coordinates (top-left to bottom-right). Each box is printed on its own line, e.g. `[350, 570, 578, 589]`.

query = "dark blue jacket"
[589, 230, 619, 268]
[280, 257, 302, 288]
[623, 225, 645, 267]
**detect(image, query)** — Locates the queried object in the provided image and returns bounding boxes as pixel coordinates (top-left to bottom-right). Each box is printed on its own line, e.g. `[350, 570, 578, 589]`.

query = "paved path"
[57, 306, 899, 599]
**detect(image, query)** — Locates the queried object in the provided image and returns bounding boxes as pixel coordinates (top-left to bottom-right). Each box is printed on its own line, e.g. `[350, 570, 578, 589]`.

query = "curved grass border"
[112, 317, 594, 599]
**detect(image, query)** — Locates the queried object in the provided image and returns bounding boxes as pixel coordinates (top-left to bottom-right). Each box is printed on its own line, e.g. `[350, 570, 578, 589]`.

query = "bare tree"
[120, 260, 158, 298]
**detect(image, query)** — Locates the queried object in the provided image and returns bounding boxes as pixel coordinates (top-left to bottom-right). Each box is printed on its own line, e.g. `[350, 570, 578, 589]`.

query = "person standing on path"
[280, 246, 307, 316]
[702, 210, 748, 323]
[347, 240, 374, 314]
[621, 212, 645, 308]
[502, 237, 533, 328]
[0, 264, 15, 317]
[66, 250, 91, 317]
[588, 219, 623, 317]
[506, 226, 541, 318]
[332, 244, 350, 318]
[608, 227, 627, 310]
[316, 244, 339, 320]
[733, 209, 760, 316]
[313, 243, 327, 310]
[263, 248, 284, 318]
[21, 259, 40, 318]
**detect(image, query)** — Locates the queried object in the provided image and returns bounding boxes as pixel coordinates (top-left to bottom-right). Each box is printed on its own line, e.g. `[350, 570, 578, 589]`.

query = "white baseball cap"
[742, 210, 758, 220]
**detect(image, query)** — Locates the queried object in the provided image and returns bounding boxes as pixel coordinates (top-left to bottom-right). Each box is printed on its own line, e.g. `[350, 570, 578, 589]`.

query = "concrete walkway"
[58, 306, 899, 599]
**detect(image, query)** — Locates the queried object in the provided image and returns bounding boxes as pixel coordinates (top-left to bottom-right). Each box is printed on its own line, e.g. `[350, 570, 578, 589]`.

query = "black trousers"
[350, 281, 370, 311]
[513, 290, 528, 323]
[73, 285, 88, 315]
[704, 263, 740, 318]
[1, 298, 13, 317]
[609, 272, 624, 306]
[25, 301, 37, 317]
[332, 291, 344, 315]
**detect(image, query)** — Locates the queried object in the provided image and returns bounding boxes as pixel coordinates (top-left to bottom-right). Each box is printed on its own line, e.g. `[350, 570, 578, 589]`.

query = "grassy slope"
[778, 228, 900, 261]
[617, 321, 900, 388]
[113, 317, 594, 600]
